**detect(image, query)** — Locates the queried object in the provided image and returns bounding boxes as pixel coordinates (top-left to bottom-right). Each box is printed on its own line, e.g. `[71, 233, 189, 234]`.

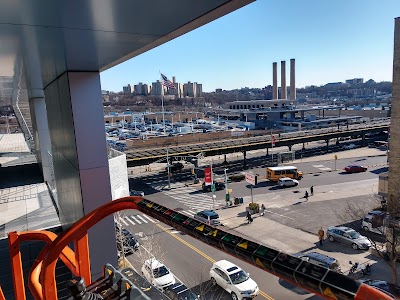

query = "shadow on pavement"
[278, 279, 311, 295]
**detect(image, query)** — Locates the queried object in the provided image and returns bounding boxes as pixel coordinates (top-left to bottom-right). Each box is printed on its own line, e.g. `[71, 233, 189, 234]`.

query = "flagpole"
[161, 78, 166, 136]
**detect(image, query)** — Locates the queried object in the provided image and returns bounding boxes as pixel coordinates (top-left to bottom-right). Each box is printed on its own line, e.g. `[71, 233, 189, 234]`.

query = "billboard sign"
[204, 167, 212, 185]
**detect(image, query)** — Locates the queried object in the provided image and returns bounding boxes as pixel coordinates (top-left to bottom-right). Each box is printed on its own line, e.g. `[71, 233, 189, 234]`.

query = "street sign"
[245, 172, 256, 185]
[211, 184, 216, 192]
[204, 167, 212, 184]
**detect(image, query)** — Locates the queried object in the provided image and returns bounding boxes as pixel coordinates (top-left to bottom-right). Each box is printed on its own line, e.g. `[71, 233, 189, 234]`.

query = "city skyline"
[100, 1, 400, 93]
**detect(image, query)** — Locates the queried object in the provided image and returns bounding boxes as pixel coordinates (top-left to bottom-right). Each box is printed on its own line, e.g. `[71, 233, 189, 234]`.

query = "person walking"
[260, 204, 266, 216]
[246, 211, 253, 224]
[318, 227, 325, 246]
[304, 191, 309, 201]
[310, 186, 314, 196]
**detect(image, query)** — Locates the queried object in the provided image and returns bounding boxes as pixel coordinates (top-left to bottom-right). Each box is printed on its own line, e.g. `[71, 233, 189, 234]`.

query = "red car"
[344, 165, 368, 173]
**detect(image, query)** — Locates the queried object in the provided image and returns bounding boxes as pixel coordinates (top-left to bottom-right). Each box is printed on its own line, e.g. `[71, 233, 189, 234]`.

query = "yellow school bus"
[266, 166, 303, 181]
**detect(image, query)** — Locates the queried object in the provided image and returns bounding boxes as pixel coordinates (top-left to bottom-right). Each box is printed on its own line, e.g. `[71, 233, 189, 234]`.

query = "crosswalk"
[147, 179, 224, 211]
[312, 164, 332, 171]
[116, 209, 199, 227]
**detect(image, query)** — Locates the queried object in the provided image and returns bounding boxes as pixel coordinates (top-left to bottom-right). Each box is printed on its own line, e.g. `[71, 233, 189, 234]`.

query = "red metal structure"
[0, 197, 392, 300]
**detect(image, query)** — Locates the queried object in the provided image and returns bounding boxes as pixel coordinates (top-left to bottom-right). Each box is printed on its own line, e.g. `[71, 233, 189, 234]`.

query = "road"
[119, 210, 318, 300]
[122, 148, 389, 298]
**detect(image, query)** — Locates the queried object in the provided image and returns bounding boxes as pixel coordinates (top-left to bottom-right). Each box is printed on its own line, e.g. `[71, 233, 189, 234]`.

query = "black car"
[115, 226, 140, 254]
[202, 181, 225, 192]
[166, 162, 184, 173]
[164, 283, 199, 300]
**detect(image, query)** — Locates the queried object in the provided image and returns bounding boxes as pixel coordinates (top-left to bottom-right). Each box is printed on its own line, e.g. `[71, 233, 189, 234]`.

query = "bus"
[266, 166, 303, 181]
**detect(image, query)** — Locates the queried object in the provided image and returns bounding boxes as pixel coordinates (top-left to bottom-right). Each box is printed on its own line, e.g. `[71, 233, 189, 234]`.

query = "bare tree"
[334, 193, 400, 285]
[182, 267, 226, 300]
[333, 192, 382, 224]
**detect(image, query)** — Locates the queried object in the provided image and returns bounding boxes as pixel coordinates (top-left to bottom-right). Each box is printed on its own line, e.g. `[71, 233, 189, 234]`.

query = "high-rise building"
[196, 84, 203, 97]
[345, 78, 364, 85]
[134, 82, 149, 95]
[151, 80, 164, 95]
[122, 84, 133, 93]
[183, 81, 201, 97]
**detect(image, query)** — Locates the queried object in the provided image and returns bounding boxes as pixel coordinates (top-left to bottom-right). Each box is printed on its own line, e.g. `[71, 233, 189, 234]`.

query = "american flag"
[160, 73, 175, 89]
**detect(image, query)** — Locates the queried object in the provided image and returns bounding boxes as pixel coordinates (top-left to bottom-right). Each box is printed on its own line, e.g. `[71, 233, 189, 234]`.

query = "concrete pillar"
[30, 97, 52, 185]
[290, 58, 296, 100]
[273, 62, 278, 99]
[44, 71, 117, 277]
[281, 61, 287, 99]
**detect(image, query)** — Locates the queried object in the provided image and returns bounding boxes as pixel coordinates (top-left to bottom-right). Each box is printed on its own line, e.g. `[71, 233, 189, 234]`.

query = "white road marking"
[130, 215, 142, 224]
[136, 215, 148, 223]
[265, 210, 294, 220]
[125, 216, 135, 225]
[142, 215, 156, 223]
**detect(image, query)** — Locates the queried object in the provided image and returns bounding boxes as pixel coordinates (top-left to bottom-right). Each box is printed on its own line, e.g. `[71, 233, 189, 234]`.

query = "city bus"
[266, 166, 303, 181]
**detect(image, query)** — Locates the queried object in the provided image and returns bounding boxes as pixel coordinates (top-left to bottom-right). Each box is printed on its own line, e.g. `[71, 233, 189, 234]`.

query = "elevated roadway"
[125, 121, 389, 167]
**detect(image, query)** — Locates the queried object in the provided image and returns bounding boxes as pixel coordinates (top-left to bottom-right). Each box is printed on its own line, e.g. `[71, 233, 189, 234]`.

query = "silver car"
[326, 226, 371, 250]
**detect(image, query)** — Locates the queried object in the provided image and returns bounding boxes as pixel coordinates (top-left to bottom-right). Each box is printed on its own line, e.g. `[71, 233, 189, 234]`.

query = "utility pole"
[224, 168, 229, 206]
[166, 147, 171, 189]
[211, 164, 216, 210]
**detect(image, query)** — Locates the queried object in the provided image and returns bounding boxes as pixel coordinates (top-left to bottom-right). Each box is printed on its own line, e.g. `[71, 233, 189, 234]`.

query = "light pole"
[224, 168, 229, 206]
[166, 147, 171, 189]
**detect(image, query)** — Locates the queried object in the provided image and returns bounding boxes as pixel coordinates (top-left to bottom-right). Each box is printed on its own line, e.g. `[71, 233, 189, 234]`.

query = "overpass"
[125, 120, 390, 167]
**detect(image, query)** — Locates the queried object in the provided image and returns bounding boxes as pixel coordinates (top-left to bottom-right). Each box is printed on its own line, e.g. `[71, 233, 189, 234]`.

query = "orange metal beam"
[73, 234, 91, 285]
[40, 197, 140, 300]
[7, 230, 79, 300]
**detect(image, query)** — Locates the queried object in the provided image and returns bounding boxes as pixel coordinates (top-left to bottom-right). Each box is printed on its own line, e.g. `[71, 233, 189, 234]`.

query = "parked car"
[229, 174, 246, 182]
[278, 177, 299, 188]
[342, 143, 356, 150]
[202, 181, 225, 192]
[141, 259, 176, 289]
[210, 260, 259, 300]
[326, 226, 371, 250]
[130, 190, 145, 197]
[164, 283, 199, 300]
[166, 162, 184, 173]
[359, 279, 400, 299]
[193, 210, 220, 226]
[115, 226, 139, 254]
[344, 165, 368, 173]
[362, 211, 387, 235]
[296, 252, 342, 273]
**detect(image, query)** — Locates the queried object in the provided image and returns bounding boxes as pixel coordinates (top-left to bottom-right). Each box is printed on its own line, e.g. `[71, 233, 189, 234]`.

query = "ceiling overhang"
[0, 0, 254, 105]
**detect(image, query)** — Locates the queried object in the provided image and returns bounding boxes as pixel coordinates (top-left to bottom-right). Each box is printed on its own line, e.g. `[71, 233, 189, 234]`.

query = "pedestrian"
[260, 204, 265, 216]
[310, 186, 314, 196]
[246, 211, 253, 224]
[318, 227, 325, 246]
[304, 191, 309, 201]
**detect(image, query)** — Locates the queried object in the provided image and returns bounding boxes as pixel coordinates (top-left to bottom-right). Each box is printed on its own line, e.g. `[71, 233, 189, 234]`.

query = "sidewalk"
[216, 179, 397, 283]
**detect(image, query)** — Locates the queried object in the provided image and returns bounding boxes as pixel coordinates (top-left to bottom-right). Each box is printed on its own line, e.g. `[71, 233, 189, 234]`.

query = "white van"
[361, 211, 387, 235]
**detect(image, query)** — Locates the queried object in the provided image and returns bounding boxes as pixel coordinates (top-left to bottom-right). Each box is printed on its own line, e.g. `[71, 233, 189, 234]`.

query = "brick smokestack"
[290, 58, 296, 100]
[281, 60, 287, 99]
[272, 62, 278, 99]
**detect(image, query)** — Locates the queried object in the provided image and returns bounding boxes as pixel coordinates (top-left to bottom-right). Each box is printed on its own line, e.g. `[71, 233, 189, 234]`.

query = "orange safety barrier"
[7, 230, 79, 300]
[40, 197, 140, 300]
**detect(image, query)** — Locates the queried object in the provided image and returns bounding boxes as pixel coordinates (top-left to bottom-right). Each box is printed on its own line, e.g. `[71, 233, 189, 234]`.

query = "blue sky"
[100, 1, 400, 93]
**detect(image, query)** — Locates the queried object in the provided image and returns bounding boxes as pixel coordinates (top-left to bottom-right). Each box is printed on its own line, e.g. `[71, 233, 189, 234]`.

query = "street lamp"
[224, 168, 229, 206]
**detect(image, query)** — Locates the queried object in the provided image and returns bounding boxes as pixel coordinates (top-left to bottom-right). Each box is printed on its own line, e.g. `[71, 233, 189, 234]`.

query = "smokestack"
[281, 60, 287, 99]
[272, 62, 278, 100]
[290, 59, 296, 100]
